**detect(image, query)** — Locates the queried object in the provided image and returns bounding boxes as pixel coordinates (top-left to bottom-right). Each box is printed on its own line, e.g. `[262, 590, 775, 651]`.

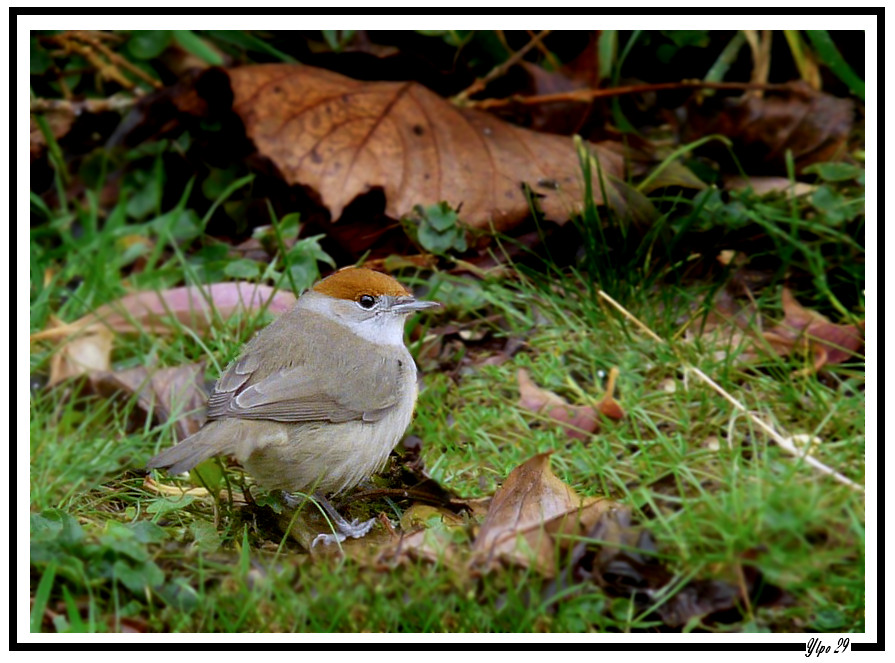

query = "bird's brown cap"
[312, 267, 411, 301]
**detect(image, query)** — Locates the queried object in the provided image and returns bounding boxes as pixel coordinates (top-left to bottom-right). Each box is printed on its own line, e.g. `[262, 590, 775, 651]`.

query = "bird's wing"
[206, 314, 409, 424]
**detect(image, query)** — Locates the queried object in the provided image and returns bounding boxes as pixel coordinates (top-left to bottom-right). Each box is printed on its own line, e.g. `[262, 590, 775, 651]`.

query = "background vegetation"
[29, 29, 866, 634]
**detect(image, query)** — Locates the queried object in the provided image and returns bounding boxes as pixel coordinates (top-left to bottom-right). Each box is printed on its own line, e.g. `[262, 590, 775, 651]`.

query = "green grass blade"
[805, 30, 865, 99]
[173, 30, 224, 66]
[30, 561, 57, 633]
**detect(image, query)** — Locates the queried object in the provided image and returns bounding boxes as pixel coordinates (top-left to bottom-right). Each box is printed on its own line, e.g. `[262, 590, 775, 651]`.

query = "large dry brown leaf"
[472, 453, 612, 576]
[34, 283, 296, 384]
[226, 64, 623, 231]
[78, 282, 295, 336]
[685, 85, 854, 173]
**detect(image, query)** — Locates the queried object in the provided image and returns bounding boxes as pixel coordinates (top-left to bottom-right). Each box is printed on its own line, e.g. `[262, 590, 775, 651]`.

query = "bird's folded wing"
[206, 352, 403, 423]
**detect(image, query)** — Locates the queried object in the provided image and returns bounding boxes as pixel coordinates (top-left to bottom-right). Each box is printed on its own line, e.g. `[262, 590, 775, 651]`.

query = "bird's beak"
[391, 296, 442, 314]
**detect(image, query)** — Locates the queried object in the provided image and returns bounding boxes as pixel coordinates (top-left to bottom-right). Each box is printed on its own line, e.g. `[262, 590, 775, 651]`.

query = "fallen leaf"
[33, 283, 296, 383]
[472, 453, 612, 576]
[686, 286, 862, 372]
[490, 60, 595, 136]
[45, 317, 114, 386]
[225, 64, 624, 231]
[517, 369, 599, 440]
[116, 616, 150, 633]
[83, 282, 295, 336]
[558, 509, 788, 628]
[723, 175, 817, 198]
[378, 519, 464, 571]
[143, 475, 247, 504]
[90, 362, 208, 440]
[603, 176, 659, 230]
[30, 111, 75, 162]
[685, 84, 854, 173]
[637, 160, 708, 193]
[762, 288, 864, 371]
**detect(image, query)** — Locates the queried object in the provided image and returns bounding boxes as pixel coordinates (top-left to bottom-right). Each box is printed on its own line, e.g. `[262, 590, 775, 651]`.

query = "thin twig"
[597, 289, 864, 493]
[467, 79, 811, 110]
[30, 93, 140, 115]
[77, 31, 162, 88]
[453, 30, 552, 105]
[46, 31, 162, 90]
[525, 29, 562, 70]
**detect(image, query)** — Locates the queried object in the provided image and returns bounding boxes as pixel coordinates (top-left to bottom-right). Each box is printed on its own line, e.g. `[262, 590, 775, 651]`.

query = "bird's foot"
[280, 491, 376, 547]
[311, 516, 376, 547]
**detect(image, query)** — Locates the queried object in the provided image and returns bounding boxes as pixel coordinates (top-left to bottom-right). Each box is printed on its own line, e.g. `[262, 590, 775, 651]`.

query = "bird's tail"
[146, 422, 233, 475]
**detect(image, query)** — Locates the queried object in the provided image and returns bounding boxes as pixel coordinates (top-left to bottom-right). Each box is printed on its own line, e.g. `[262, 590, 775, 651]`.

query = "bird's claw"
[311, 516, 376, 547]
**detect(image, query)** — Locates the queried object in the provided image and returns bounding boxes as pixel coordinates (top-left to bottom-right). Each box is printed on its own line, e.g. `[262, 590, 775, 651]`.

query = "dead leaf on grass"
[225, 63, 624, 231]
[378, 517, 464, 571]
[472, 452, 613, 576]
[77, 282, 294, 336]
[685, 85, 854, 173]
[688, 286, 863, 372]
[518, 368, 613, 439]
[723, 175, 817, 198]
[90, 361, 208, 440]
[558, 508, 788, 628]
[761, 288, 864, 370]
[44, 316, 114, 385]
[33, 282, 296, 384]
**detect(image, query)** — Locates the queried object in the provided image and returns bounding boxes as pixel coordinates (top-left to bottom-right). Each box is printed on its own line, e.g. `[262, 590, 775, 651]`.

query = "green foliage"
[804, 161, 865, 184]
[805, 30, 865, 100]
[30, 37, 52, 74]
[321, 30, 356, 53]
[124, 30, 172, 60]
[405, 202, 468, 256]
[204, 30, 297, 63]
[30, 511, 173, 632]
[29, 29, 865, 634]
[656, 30, 710, 63]
[173, 30, 224, 66]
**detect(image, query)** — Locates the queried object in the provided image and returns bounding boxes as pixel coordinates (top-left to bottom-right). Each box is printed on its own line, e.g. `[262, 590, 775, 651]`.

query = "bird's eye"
[358, 294, 377, 309]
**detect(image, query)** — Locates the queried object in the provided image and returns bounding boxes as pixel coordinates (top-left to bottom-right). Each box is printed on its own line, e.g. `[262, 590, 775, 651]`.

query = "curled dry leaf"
[143, 474, 247, 503]
[762, 288, 864, 370]
[690, 287, 863, 372]
[44, 316, 114, 386]
[685, 85, 854, 173]
[472, 452, 613, 576]
[558, 509, 788, 628]
[376, 503, 467, 570]
[517, 368, 599, 440]
[225, 64, 624, 231]
[379, 526, 458, 570]
[33, 283, 296, 384]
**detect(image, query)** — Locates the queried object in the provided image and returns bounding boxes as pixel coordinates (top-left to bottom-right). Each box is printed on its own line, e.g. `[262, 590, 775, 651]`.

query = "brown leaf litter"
[224, 63, 624, 231]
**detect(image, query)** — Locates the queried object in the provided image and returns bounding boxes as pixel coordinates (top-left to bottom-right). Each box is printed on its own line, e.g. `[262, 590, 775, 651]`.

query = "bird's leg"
[281, 491, 375, 546]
